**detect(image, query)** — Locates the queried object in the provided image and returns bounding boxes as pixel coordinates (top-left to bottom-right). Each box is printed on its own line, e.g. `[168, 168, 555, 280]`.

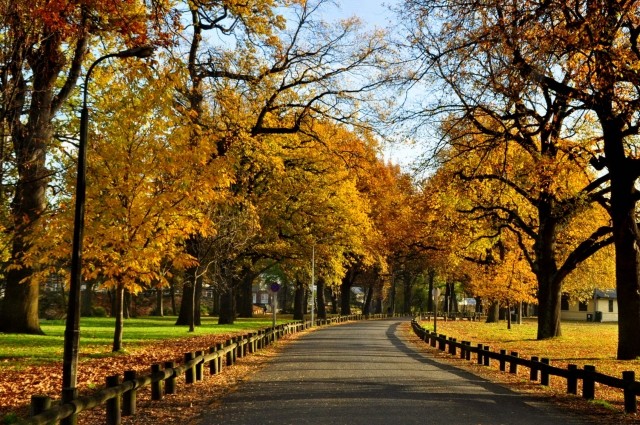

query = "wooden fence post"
[430, 332, 437, 347]
[509, 352, 519, 374]
[209, 347, 219, 375]
[226, 340, 234, 366]
[30, 395, 51, 417]
[438, 334, 446, 351]
[623, 371, 637, 414]
[449, 338, 456, 356]
[499, 350, 506, 372]
[232, 337, 238, 361]
[122, 370, 137, 416]
[248, 333, 256, 354]
[151, 364, 163, 401]
[583, 365, 596, 400]
[465, 342, 471, 361]
[106, 375, 121, 425]
[567, 364, 578, 395]
[165, 361, 177, 395]
[216, 343, 224, 372]
[195, 350, 204, 381]
[483, 346, 490, 367]
[477, 344, 484, 365]
[185, 352, 195, 384]
[530, 356, 539, 381]
[540, 358, 550, 386]
[61, 388, 77, 425]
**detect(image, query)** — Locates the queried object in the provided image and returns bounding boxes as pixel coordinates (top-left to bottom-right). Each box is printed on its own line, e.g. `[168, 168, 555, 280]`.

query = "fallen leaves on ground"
[1, 331, 299, 424]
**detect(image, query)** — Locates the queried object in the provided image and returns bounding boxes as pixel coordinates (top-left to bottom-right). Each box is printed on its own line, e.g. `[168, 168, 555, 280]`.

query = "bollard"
[123, 370, 137, 416]
[151, 364, 163, 401]
[165, 361, 177, 395]
[106, 375, 121, 425]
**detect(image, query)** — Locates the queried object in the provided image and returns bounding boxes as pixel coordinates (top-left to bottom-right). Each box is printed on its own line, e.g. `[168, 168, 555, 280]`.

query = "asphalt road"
[202, 318, 594, 425]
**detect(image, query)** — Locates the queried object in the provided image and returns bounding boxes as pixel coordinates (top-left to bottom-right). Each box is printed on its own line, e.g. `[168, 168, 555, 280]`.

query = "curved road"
[202, 318, 593, 425]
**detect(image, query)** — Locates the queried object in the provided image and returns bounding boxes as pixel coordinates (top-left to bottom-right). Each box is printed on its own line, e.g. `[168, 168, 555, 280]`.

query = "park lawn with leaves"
[420, 318, 640, 415]
[0, 315, 289, 420]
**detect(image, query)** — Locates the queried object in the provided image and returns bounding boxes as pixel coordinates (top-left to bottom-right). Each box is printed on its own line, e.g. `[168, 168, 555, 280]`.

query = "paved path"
[202, 319, 593, 425]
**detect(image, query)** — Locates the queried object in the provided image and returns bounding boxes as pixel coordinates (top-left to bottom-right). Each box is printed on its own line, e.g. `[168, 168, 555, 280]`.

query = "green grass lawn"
[0, 315, 292, 365]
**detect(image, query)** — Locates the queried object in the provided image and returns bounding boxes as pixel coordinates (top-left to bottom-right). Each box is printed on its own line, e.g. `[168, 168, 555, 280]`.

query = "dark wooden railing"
[411, 319, 640, 414]
[27, 314, 395, 425]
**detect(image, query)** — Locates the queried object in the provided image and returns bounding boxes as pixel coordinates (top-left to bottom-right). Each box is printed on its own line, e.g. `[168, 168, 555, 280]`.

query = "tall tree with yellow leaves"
[0, 0, 172, 334]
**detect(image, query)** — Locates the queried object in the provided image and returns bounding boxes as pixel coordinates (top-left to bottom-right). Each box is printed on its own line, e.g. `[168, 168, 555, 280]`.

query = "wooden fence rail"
[26, 313, 395, 425]
[411, 319, 640, 414]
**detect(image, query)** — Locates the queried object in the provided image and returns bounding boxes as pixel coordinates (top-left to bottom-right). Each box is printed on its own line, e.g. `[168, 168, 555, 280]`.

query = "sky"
[320, 1, 425, 172]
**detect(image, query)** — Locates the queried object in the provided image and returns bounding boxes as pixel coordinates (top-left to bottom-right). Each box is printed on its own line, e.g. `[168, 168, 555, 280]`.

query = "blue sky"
[319, 1, 423, 170]
[321, 1, 399, 30]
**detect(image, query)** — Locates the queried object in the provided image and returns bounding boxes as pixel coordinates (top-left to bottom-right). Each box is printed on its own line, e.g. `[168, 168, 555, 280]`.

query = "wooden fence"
[27, 314, 389, 425]
[411, 319, 640, 414]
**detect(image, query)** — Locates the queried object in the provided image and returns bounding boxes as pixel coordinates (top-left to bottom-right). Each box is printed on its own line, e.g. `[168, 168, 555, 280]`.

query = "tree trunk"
[112, 285, 125, 352]
[603, 122, 640, 359]
[237, 271, 255, 318]
[170, 282, 177, 315]
[536, 274, 562, 339]
[340, 268, 357, 315]
[485, 301, 499, 323]
[175, 274, 202, 326]
[402, 273, 412, 314]
[218, 287, 235, 325]
[316, 277, 327, 319]
[293, 280, 305, 320]
[426, 269, 435, 312]
[0, 258, 43, 334]
[331, 290, 339, 314]
[363, 285, 374, 316]
[81, 281, 94, 317]
[155, 288, 164, 316]
[123, 290, 131, 319]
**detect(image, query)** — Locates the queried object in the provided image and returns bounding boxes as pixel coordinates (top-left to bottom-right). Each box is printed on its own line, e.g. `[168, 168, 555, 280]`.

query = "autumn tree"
[0, 0, 172, 334]
[169, 0, 391, 327]
[398, 0, 615, 339]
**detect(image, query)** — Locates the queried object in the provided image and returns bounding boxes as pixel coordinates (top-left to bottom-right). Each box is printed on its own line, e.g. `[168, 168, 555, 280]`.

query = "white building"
[561, 289, 617, 322]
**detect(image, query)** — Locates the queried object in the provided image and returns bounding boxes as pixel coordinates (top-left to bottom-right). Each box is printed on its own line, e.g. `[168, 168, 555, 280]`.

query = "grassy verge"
[0, 315, 292, 367]
[417, 317, 640, 415]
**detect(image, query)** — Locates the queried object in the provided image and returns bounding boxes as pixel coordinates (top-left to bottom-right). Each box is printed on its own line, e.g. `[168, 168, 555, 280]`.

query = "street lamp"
[61, 45, 154, 419]
[311, 243, 316, 326]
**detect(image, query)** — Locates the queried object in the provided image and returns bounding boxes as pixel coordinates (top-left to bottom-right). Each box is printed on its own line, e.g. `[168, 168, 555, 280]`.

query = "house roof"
[594, 289, 617, 299]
